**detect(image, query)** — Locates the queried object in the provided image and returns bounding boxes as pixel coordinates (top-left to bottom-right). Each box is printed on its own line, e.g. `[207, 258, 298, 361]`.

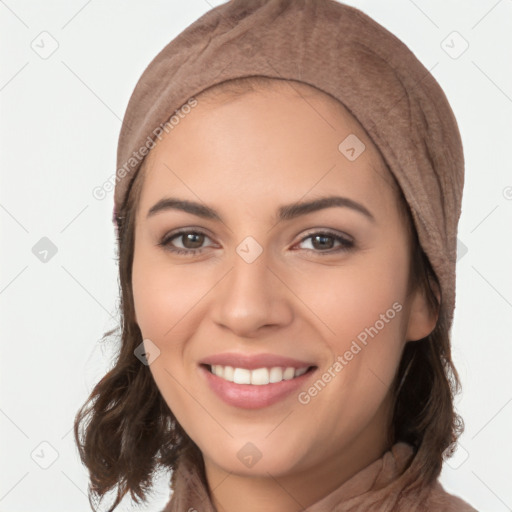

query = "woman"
[74, 1, 477, 510]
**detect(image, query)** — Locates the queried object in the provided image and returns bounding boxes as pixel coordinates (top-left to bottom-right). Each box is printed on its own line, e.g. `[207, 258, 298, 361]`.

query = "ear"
[405, 278, 441, 342]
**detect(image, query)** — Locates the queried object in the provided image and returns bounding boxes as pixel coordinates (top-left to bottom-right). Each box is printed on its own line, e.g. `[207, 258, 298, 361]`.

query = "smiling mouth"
[203, 364, 316, 385]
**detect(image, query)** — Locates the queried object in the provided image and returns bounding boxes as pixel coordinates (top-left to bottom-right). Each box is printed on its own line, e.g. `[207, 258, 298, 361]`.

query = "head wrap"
[113, 0, 464, 331]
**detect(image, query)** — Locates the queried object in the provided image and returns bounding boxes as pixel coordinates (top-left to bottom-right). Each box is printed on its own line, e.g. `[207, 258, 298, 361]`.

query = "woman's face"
[132, 83, 436, 486]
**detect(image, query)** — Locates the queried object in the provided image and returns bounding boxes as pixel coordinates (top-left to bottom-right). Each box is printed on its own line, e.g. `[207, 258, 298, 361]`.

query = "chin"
[199, 436, 311, 477]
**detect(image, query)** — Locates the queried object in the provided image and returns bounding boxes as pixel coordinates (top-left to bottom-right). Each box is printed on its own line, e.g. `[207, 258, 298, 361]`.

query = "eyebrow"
[146, 195, 375, 223]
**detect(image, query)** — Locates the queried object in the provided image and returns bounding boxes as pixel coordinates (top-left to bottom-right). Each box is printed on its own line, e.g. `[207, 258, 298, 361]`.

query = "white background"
[1, 0, 511, 511]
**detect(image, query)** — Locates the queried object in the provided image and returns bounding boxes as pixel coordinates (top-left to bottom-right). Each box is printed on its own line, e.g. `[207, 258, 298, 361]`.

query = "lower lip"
[199, 365, 316, 409]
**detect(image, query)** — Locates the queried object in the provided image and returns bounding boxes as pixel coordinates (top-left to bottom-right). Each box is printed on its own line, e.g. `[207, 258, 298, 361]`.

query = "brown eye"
[297, 231, 355, 254]
[177, 232, 205, 249]
[158, 230, 213, 255]
[158, 229, 355, 257]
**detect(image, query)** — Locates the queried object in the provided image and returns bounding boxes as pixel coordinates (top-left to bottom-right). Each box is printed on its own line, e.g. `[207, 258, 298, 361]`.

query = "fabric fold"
[162, 442, 477, 511]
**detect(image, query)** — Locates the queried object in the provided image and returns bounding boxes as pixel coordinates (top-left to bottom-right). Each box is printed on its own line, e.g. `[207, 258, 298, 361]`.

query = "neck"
[203, 395, 394, 512]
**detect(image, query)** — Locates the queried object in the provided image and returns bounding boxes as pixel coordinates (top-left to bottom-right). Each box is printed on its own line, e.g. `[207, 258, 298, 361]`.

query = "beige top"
[162, 442, 478, 511]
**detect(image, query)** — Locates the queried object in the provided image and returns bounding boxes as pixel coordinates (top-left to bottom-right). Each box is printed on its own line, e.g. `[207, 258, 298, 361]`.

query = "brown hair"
[74, 76, 464, 511]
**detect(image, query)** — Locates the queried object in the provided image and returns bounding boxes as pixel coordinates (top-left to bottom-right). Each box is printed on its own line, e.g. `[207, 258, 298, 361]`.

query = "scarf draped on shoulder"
[162, 442, 477, 511]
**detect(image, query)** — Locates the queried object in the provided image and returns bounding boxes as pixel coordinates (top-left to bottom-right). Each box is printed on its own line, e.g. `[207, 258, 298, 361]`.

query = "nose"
[211, 249, 294, 338]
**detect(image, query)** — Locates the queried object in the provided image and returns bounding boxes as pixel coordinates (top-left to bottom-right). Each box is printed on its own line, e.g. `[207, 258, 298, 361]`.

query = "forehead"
[136, 82, 399, 220]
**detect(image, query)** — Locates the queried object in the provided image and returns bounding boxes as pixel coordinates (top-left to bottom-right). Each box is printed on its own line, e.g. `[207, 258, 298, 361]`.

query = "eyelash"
[157, 229, 355, 256]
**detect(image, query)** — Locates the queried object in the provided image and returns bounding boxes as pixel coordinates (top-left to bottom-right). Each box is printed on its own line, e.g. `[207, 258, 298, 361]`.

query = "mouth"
[203, 363, 315, 385]
[198, 358, 318, 409]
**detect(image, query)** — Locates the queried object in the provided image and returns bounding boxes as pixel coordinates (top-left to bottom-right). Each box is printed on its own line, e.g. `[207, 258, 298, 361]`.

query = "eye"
[157, 229, 214, 256]
[295, 230, 355, 255]
[158, 228, 355, 257]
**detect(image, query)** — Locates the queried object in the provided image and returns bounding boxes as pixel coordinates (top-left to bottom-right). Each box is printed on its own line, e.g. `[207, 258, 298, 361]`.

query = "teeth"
[251, 367, 269, 385]
[210, 365, 310, 385]
[283, 367, 295, 380]
[223, 365, 234, 381]
[294, 367, 308, 377]
[233, 368, 251, 384]
[269, 367, 283, 383]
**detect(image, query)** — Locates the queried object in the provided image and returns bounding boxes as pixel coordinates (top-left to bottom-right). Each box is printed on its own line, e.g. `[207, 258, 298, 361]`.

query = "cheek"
[131, 245, 217, 411]
[132, 244, 205, 341]
[296, 247, 409, 350]
[290, 245, 409, 421]
[131, 247, 206, 419]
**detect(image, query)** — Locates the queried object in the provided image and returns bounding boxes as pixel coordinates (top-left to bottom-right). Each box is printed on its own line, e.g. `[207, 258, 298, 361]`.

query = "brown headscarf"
[113, 0, 464, 333]
[112, 0, 468, 509]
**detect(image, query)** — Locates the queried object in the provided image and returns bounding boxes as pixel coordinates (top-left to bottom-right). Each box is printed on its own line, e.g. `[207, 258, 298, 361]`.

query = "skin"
[131, 81, 438, 512]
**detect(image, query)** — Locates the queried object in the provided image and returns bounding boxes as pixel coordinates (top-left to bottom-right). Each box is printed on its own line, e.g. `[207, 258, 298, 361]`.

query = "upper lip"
[199, 352, 316, 370]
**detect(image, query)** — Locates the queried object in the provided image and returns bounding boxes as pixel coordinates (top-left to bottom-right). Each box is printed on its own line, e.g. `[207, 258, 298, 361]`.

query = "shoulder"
[419, 479, 479, 512]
